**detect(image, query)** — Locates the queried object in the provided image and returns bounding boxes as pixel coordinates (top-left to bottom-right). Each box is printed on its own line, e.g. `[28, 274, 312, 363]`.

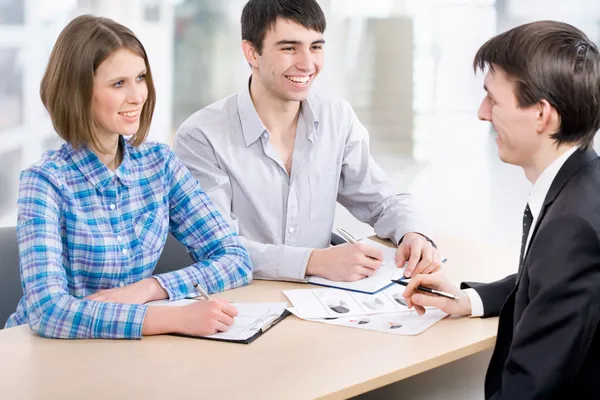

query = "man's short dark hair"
[241, 0, 326, 54]
[474, 20, 600, 148]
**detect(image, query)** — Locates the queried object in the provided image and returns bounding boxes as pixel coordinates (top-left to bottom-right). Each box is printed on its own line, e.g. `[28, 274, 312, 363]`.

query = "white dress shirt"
[173, 81, 426, 282]
[464, 146, 579, 317]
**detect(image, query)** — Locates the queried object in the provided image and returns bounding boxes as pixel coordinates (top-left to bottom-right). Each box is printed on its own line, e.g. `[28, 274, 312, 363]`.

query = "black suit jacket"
[462, 148, 600, 399]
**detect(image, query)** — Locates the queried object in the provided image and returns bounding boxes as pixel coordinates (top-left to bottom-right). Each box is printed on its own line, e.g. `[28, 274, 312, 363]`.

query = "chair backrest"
[154, 233, 194, 275]
[0, 226, 21, 327]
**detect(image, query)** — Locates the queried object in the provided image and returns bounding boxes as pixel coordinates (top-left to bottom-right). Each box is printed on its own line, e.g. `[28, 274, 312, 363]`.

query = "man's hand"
[306, 243, 384, 282]
[84, 278, 167, 304]
[402, 273, 471, 316]
[396, 232, 442, 277]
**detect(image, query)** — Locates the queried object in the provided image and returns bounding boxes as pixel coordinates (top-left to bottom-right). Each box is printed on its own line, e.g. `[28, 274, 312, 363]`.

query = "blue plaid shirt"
[5, 138, 252, 339]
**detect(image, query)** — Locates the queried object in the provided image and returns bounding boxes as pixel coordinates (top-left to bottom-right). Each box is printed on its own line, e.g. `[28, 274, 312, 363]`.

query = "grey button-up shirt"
[173, 83, 424, 282]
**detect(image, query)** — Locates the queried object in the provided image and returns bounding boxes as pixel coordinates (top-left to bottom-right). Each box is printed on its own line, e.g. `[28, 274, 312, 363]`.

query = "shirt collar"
[528, 145, 579, 219]
[237, 77, 320, 147]
[69, 136, 133, 191]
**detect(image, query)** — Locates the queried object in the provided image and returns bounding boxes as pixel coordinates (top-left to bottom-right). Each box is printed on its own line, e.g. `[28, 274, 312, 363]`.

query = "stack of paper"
[283, 284, 447, 336]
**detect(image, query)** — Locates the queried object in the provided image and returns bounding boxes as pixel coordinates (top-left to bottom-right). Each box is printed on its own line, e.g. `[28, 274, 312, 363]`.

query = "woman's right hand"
[176, 299, 239, 336]
[142, 298, 238, 337]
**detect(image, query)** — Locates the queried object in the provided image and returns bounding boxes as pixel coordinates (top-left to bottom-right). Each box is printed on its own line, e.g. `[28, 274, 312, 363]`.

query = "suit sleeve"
[489, 215, 600, 399]
[461, 274, 517, 318]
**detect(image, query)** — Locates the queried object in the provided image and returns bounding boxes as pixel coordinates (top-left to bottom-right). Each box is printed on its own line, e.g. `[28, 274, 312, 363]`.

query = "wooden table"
[0, 234, 516, 400]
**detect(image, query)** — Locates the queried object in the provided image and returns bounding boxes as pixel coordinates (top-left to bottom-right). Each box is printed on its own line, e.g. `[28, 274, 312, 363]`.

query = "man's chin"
[497, 148, 518, 166]
[284, 91, 310, 102]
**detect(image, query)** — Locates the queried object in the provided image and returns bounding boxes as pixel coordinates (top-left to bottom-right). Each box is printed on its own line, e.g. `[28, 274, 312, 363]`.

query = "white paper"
[284, 284, 421, 319]
[314, 309, 447, 335]
[307, 238, 404, 294]
[147, 299, 288, 341]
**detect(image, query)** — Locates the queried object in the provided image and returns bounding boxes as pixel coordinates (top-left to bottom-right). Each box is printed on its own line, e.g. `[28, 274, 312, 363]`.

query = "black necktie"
[519, 204, 533, 269]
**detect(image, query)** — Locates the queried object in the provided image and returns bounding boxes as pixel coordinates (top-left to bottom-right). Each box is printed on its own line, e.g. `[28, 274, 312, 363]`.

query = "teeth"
[287, 76, 309, 84]
[119, 111, 139, 117]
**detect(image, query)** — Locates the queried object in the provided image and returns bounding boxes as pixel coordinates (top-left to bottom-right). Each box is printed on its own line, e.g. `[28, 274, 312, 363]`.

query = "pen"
[390, 279, 458, 300]
[337, 228, 382, 262]
[337, 228, 359, 244]
[193, 283, 212, 300]
[337, 228, 448, 263]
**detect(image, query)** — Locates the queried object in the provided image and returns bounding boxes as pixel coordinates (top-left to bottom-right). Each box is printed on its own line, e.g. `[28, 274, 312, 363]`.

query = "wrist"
[146, 277, 169, 302]
[459, 291, 473, 316]
[306, 248, 324, 276]
[400, 232, 437, 249]
[142, 305, 180, 336]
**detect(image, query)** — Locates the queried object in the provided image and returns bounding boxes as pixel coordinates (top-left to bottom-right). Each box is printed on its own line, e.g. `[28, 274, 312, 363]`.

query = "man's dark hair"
[474, 20, 600, 148]
[241, 0, 326, 54]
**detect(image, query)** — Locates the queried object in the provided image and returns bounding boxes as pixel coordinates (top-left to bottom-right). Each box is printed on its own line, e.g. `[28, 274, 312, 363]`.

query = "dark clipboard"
[172, 309, 291, 345]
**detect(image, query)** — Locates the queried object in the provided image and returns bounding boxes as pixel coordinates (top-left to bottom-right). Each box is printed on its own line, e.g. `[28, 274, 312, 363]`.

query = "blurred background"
[1, 0, 600, 260]
[2, 1, 600, 398]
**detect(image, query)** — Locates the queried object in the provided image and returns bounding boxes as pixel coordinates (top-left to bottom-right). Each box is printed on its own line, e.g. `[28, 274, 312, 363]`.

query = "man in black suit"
[403, 21, 600, 399]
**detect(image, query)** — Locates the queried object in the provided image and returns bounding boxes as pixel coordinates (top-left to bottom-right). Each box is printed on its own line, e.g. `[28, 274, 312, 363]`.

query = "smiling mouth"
[118, 110, 140, 118]
[285, 75, 312, 85]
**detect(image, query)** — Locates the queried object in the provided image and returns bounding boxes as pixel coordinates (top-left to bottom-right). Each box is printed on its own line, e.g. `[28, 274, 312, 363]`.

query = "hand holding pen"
[399, 273, 473, 317]
[305, 230, 384, 281]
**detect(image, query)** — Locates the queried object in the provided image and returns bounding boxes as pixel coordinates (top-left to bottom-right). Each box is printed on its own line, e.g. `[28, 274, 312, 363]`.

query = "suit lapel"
[516, 148, 598, 284]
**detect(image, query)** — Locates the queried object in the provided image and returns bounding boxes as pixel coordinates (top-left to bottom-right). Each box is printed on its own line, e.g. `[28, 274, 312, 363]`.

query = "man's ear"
[536, 99, 559, 135]
[241, 40, 259, 69]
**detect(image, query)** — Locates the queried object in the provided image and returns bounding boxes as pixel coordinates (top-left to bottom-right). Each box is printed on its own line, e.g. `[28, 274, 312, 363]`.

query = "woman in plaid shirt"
[4, 15, 253, 339]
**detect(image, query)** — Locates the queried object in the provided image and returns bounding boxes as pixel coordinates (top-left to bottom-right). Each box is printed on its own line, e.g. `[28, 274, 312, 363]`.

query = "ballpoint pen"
[390, 279, 458, 300]
[337, 228, 382, 262]
[337, 228, 360, 244]
[193, 283, 212, 300]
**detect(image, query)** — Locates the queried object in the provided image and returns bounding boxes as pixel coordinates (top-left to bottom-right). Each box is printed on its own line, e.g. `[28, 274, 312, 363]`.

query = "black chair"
[0, 226, 22, 327]
[154, 233, 195, 274]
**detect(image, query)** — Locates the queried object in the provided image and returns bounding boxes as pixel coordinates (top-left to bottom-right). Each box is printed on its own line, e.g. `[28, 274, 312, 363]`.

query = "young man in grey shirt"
[173, 0, 441, 282]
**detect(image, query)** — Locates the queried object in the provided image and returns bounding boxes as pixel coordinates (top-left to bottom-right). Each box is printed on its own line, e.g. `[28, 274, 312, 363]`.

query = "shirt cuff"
[252, 246, 313, 282]
[463, 288, 484, 317]
[153, 270, 196, 301]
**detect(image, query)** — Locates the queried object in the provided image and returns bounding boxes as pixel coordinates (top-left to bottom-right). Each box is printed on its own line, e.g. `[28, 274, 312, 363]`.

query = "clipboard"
[147, 299, 290, 345]
[179, 309, 291, 344]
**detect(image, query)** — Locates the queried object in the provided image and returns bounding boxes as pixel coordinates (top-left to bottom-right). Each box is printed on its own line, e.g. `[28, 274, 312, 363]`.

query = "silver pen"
[337, 228, 382, 262]
[337, 228, 359, 244]
[193, 283, 212, 300]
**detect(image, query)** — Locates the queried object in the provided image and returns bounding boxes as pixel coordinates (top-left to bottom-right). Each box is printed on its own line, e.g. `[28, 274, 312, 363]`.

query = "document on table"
[147, 299, 289, 343]
[310, 309, 447, 336]
[284, 283, 428, 319]
[307, 238, 404, 294]
[284, 284, 447, 335]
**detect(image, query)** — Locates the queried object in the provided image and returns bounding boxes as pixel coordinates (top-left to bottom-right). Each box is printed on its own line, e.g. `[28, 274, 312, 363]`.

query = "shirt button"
[110, 204, 116, 210]
[288, 227, 295, 233]
[119, 281, 125, 288]
[122, 248, 128, 255]
[117, 235, 122, 242]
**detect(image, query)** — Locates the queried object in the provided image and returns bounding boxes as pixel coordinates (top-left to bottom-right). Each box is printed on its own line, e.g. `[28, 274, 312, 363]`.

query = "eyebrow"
[275, 39, 326, 46]
[106, 69, 147, 83]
